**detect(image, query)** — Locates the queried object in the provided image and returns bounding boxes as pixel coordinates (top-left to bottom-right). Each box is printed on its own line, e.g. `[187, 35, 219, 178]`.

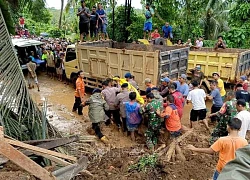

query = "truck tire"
[154, 38, 166, 46]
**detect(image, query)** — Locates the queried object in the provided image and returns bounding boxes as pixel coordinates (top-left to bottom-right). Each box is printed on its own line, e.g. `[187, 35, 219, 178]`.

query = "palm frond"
[0, 9, 58, 141]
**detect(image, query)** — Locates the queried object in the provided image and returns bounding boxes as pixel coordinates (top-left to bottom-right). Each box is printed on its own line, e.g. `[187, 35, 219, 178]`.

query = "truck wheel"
[154, 38, 166, 46]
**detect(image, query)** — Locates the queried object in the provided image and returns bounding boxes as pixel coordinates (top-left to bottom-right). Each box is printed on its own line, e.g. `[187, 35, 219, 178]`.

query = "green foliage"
[129, 154, 158, 172]
[48, 28, 64, 38]
[108, 6, 141, 42]
[0, 0, 15, 34]
[28, 0, 51, 24]
[220, 0, 250, 48]
[221, 28, 250, 48]
[203, 40, 215, 47]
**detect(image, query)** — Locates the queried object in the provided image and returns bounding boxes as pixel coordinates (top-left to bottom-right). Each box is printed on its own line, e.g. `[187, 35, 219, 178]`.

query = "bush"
[203, 40, 215, 47]
[48, 28, 63, 38]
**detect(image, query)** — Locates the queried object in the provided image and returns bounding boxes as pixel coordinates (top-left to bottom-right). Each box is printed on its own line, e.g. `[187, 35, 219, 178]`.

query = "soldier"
[208, 91, 249, 144]
[144, 93, 163, 149]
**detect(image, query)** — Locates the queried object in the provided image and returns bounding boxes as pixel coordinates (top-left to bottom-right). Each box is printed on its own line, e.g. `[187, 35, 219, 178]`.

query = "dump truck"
[64, 41, 189, 90]
[188, 48, 250, 92]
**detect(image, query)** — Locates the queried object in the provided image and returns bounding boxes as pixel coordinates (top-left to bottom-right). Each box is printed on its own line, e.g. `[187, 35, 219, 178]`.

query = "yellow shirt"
[217, 78, 226, 96]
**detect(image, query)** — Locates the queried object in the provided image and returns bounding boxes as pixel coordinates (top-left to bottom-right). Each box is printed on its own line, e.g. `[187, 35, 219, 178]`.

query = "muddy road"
[26, 74, 216, 180]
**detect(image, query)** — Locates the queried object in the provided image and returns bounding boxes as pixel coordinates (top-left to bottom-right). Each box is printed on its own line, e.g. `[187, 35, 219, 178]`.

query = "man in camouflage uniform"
[144, 92, 163, 149]
[209, 91, 249, 144]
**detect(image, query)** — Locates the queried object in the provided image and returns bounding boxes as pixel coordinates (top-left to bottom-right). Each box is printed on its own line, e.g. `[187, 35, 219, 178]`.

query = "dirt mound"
[0, 162, 36, 180]
[78, 127, 218, 180]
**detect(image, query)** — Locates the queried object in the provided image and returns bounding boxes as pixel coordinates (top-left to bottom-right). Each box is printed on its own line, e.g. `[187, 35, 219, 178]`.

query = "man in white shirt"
[235, 99, 250, 139]
[187, 80, 209, 130]
[195, 37, 203, 49]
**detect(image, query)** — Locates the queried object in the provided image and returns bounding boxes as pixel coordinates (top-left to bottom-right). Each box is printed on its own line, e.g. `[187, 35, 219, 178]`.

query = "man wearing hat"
[125, 72, 139, 90]
[213, 72, 226, 101]
[115, 83, 130, 132]
[190, 65, 204, 88]
[159, 77, 171, 98]
[82, 88, 109, 144]
[77, 0, 90, 42]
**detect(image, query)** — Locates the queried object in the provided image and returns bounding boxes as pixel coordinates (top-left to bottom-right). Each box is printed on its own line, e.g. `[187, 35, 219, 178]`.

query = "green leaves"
[129, 153, 158, 172]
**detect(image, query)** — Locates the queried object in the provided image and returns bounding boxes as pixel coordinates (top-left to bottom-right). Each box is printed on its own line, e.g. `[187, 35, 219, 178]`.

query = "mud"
[0, 74, 217, 179]
[77, 127, 217, 180]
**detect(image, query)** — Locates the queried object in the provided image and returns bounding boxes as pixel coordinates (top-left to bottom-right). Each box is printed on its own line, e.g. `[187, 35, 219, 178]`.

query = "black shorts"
[47, 67, 55, 74]
[190, 109, 207, 122]
[211, 105, 221, 122]
[90, 24, 97, 37]
[79, 22, 89, 35]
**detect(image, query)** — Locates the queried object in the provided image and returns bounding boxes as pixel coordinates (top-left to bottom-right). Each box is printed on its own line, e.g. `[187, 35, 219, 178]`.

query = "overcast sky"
[46, 0, 142, 9]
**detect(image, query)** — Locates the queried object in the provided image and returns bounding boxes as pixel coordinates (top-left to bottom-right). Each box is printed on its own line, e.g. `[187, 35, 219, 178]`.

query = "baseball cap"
[212, 72, 220, 77]
[144, 78, 151, 83]
[124, 72, 132, 78]
[240, 75, 247, 81]
[161, 77, 170, 83]
[180, 74, 187, 79]
[195, 66, 201, 70]
[81, 0, 85, 3]
[92, 88, 101, 94]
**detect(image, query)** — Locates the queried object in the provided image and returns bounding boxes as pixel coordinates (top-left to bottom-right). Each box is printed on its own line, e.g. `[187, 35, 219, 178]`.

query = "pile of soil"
[0, 162, 36, 180]
[78, 127, 218, 180]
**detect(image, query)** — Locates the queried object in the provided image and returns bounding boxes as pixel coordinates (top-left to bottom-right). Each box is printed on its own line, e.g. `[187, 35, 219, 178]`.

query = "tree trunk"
[59, 0, 64, 29]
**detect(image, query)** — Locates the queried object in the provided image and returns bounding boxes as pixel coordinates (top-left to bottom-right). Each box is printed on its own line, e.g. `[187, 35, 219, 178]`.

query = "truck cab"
[64, 44, 79, 84]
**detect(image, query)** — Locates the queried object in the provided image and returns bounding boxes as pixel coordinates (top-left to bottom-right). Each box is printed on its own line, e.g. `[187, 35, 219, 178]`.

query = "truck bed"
[76, 41, 189, 90]
[188, 48, 250, 83]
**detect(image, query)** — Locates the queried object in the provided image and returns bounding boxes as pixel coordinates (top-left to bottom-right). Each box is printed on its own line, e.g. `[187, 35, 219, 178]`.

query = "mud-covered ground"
[0, 74, 217, 180]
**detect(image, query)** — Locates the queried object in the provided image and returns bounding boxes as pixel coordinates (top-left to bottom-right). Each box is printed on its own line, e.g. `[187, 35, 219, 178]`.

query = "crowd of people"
[77, 0, 109, 42]
[143, 3, 227, 50]
[25, 38, 73, 91]
[72, 65, 250, 179]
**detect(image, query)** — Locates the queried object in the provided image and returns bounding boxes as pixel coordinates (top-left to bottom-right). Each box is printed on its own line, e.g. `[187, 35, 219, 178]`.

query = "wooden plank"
[5, 138, 77, 162]
[23, 135, 79, 156]
[0, 139, 55, 180]
[32, 151, 71, 166]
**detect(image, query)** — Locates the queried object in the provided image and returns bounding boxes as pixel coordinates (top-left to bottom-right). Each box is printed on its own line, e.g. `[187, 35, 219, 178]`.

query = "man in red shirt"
[72, 70, 85, 115]
[151, 28, 160, 39]
[19, 16, 25, 29]
[169, 83, 184, 119]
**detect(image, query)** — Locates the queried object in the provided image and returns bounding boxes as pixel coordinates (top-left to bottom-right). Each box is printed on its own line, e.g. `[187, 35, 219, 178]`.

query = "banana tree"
[199, 0, 232, 40]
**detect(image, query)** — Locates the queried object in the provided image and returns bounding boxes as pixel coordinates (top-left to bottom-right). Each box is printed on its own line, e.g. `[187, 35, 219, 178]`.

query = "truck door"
[64, 47, 78, 80]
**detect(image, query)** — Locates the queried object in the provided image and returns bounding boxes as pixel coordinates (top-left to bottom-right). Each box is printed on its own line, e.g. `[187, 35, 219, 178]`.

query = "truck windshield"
[65, 48, 76, 62]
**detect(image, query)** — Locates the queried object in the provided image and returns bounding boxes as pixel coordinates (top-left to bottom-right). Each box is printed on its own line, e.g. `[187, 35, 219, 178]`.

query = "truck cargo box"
[188, 48, 250, 83]
[75, 41, 189, 90]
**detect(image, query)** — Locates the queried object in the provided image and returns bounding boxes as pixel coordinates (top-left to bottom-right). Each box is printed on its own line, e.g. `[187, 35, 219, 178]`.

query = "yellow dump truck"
[64, 41, 189, 90]
[188, 48, 250, 92]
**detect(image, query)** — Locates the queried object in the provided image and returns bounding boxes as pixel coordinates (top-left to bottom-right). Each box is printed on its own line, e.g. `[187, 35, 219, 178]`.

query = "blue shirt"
[210, 88, 223, 107]
[178, 83, 189, 97]
[162, 25, 172, 38]
[145, 8, 154, 23]
[96, 9, 107, 24]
